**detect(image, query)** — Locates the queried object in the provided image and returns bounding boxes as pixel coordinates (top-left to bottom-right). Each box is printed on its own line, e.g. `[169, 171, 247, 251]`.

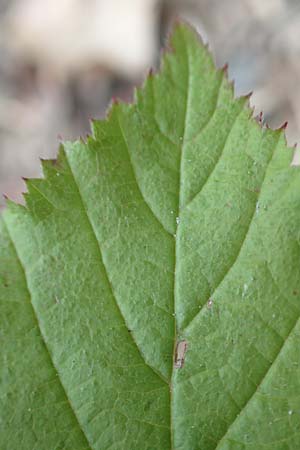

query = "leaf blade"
[0, 217, 92, 450]
[1, 21, 300, 450]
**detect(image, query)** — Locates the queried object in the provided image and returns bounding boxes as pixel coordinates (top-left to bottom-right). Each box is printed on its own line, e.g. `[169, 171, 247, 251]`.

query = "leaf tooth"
[105, 97, 121, 120]
[221, 62, 229, 75]
[111, 95, 119, 106]
[40, 157, 60, 178]
[21, 176, 40, 194]
[279, 120, 288, 130]
[22, 191, 30, 205]
[78, 135, 87, 145]
[279, 122, 291, 150]
[24, 178, 45, 195]
[148, 67, 154, 78]
[3, 195, 26, 214]
[255, 111, 264, 125]
[85, 134, 96, 149]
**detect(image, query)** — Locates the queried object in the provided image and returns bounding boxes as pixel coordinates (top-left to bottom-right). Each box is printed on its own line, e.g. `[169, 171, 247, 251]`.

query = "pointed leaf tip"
[280, 120, 288, 130]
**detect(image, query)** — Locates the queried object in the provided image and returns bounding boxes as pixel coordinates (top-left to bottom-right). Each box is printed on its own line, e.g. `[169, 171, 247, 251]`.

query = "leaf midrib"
[169, 31, 193, 450]
[171, 33, 225, 449]
[168, 33, 287, 450]
[174, 119, 285, 449]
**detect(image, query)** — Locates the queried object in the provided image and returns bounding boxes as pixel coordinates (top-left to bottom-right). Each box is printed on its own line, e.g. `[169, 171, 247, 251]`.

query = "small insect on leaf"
[174, 340, 187, 369]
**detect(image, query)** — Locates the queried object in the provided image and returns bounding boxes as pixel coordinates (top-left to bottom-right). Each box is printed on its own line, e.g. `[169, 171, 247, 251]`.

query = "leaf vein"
[63, 152, 168, 385]
[183, 132, 281, 333]
[182, 105, 246, 212]
[214, 313, 300, 449]
[3, 219, 94, 450]
[117, 113, 173, 237]
[186, 72, 223, 144]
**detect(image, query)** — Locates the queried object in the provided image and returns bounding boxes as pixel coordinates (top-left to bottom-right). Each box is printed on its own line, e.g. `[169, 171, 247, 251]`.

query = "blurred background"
[0, 0, 300, 208]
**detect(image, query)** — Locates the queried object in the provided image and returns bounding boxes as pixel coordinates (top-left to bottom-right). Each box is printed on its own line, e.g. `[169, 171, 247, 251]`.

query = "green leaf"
[1, 22, 300, 450]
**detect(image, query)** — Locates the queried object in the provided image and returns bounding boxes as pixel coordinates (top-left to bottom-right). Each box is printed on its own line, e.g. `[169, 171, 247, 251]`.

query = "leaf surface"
[1, 23, 300, 450]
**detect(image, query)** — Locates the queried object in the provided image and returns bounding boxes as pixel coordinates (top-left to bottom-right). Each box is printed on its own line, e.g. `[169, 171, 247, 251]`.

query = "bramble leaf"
[1, 23, 300, 450]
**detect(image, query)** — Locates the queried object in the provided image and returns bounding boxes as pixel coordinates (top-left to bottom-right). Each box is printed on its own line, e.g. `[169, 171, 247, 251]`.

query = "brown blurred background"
[0, 0, 300, 208]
